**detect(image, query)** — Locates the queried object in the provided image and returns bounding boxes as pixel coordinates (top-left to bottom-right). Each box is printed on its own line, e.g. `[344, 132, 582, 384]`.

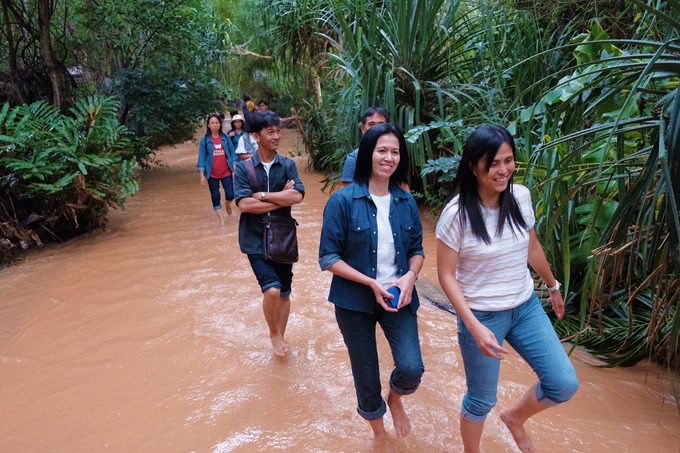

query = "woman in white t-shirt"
[436, 124, 578, 453]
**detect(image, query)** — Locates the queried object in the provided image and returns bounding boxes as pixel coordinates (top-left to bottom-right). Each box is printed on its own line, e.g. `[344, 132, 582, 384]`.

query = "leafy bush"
[0, 95, 139, 265]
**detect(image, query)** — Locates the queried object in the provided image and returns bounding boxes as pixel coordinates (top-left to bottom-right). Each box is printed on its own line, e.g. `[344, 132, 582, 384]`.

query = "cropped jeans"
[457, 293, 578, 423]
[335, 304, 424, 421]
[208, 175, 234, 210]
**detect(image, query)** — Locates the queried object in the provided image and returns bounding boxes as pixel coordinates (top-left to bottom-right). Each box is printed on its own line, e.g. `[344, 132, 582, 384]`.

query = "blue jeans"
[208, 175, 234, 210]
[335, 304, 424, 421]
[247, 254, 293, 297]
[457, 293, 578, 423]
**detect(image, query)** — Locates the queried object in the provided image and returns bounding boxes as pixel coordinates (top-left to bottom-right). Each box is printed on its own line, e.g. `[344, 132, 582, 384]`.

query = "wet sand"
[1, 128, 679, 452]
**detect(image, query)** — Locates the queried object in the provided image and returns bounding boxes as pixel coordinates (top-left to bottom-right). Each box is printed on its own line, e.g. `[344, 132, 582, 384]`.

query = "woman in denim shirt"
[319, 123, 425, 441]
[197, 113, 237, 225]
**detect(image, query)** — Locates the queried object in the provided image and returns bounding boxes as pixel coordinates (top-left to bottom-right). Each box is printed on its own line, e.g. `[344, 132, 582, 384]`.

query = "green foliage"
[0, 96, 139, 264]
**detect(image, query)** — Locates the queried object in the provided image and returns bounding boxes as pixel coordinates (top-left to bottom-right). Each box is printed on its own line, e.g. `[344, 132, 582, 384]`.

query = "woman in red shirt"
[197, 113, 238, 225]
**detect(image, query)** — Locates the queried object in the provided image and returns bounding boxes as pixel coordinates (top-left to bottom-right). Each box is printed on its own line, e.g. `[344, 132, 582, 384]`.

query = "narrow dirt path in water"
[1, 128, 678, 452]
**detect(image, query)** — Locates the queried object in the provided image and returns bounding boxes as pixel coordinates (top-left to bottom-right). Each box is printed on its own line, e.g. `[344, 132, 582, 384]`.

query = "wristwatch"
[260, 191, 266, 201]
[546, 280, 561, 292]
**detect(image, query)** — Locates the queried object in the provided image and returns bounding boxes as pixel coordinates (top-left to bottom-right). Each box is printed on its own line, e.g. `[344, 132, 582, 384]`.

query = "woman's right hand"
[200, 174, 207, 187]
[369, 279, 398, 312]
[469, 322, 509, 360]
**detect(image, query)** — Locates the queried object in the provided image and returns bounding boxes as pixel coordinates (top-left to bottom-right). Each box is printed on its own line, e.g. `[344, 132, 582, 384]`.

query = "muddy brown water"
[1, 129, 679, 452]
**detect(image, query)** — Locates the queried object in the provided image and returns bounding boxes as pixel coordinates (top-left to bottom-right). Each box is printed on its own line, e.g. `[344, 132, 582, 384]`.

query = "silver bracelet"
[408, 268, 419, 280]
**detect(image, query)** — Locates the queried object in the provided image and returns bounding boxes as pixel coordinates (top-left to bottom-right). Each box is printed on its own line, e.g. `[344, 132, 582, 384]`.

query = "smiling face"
[252, 125, 281, 153]
[371, 133, 400, 182]
[473, 142, 515, 199]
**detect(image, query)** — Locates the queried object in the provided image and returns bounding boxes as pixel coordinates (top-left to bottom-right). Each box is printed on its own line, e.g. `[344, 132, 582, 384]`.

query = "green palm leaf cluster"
[514, 2, 680, 368]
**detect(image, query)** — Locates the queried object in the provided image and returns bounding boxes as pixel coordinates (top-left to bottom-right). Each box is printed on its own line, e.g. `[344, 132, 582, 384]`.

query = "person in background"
[319, 123, 425, 441]
[342, 107, 408, 191]
[196, 113, 238, 225]
[435, 124, 578, 453]
[228, 114, 246, 148]
[233, 111, 305, 357]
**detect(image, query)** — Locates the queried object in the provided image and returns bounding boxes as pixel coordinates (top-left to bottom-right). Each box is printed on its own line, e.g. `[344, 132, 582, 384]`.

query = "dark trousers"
[335, 304, 424, 420]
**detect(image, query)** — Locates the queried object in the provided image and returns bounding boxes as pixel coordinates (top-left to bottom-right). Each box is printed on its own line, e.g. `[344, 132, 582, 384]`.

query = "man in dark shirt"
[233, 111, 305, 356]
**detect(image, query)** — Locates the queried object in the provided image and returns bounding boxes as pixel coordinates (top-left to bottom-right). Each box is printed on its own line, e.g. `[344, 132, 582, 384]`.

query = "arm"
[437, 239, 510, 359]
[237, 180, 302, 213]
[197, 136, 208, 186]
[341, 151, 356, 186]
[327, 260, 396, 312]
[527, 228, 565, 319]
[389, 254, 423, 309]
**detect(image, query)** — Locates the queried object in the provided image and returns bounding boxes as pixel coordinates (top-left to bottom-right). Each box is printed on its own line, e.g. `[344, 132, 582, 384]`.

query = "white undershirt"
[372, 193, 399, 287]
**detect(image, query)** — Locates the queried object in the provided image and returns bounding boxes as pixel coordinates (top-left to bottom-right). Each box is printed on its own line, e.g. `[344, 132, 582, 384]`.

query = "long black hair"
[205, 113, 223, 136]
[450, 124, 527, 244]
[354, 123, 409, 187]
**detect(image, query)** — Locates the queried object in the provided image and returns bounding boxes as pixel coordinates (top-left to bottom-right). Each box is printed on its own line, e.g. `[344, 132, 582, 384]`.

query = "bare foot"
[500, 409, 535, 453]
[270, 334, 290, 356]
[387, 390, 411, 438]
[368, 418, 388, 443]
[215, 210, 225, 225]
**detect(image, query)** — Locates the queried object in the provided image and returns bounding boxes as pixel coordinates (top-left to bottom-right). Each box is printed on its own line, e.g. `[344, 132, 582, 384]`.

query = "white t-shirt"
[435, 184, 535, 311]
[373, 193, 399, 287]
[235, 133, 258, 155]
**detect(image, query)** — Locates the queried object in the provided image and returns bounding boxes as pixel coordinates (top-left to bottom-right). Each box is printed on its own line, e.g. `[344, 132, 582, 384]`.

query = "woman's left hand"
[389, 270, 417, 309]
[549, 289, 565, 319]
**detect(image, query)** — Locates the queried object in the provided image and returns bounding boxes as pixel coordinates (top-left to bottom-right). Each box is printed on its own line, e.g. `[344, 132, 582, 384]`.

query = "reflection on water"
[1, 130, 678, 452]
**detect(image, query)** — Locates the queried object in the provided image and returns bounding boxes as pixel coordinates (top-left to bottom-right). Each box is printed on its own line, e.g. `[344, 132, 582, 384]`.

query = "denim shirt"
[196, 134, 237, 179]
[233, 152, 305, 255]
[318, 183, 425, 314]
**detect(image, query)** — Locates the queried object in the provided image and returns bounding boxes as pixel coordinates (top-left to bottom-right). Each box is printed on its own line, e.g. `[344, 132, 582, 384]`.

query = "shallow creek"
[1, 129, 678, 452]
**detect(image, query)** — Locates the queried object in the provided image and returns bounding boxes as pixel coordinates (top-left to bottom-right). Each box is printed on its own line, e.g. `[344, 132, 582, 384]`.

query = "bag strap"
[245, 158, 260, 193]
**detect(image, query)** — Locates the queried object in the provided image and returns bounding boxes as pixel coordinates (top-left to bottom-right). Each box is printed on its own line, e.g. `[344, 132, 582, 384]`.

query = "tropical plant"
[0, 95, 139, 264]
[511, 4, 680, 368]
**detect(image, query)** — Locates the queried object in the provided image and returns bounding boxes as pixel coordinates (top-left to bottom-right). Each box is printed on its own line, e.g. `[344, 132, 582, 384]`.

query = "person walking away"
[197, 113, 237, 225]
[233, 111, 305, 356]
[435, 124, 578, 453]
[319, 123, 425, 441]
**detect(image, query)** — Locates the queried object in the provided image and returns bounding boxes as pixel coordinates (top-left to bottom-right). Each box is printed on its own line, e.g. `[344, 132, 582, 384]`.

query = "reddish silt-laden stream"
[1, 128, 678, 452]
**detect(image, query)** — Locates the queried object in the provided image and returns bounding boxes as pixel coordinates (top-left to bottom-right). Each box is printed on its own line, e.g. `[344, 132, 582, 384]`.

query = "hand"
[549, 289, 565, 319]
[200, 174, 207, 187]
[470, 322, 509, 360]
[389, 271, 418, 309]
[370, 279, 397, 312]
[283, 179, 295, 190]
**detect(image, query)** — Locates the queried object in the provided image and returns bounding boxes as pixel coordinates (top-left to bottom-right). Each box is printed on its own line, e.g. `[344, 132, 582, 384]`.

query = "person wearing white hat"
[228, 114, 246, 148]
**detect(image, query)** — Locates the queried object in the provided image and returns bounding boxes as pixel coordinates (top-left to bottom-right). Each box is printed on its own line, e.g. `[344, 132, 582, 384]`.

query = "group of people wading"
[196, 107, 578, 452]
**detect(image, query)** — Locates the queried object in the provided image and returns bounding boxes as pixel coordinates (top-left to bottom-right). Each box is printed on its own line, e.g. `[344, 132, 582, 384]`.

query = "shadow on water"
[1, 128, 678, 452]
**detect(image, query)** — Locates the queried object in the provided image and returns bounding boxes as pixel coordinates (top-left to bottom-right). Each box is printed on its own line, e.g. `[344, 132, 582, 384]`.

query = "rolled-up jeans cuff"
[461, 408, 487, 423]
[389, 379, 419, 396]
[357, 398, 387, 421]
[261, 282, 281, 293]
[535, 382, 560, 408]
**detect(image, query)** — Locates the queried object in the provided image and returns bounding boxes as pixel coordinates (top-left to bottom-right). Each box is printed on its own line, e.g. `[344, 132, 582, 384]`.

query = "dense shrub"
[0, 96, 139, 265]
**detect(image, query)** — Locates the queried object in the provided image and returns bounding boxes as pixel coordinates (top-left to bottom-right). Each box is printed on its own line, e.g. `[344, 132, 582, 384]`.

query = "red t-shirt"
[210, 136, 231, 178]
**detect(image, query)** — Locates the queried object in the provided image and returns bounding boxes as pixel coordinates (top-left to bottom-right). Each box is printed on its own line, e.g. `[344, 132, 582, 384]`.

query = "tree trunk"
[2, 0, 27, 104]
[37, 0, 61, 108]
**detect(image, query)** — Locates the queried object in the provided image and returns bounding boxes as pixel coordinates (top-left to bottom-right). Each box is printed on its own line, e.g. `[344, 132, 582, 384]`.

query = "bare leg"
[499, 383, 547, 453]
[225, 201, 233, 215]
[460, 415, 485, 453]
[262, 288, 290, 356]
[386, 389, 412, 438]
[214, 208, 225, 225]
[368, 418, 388, 442]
